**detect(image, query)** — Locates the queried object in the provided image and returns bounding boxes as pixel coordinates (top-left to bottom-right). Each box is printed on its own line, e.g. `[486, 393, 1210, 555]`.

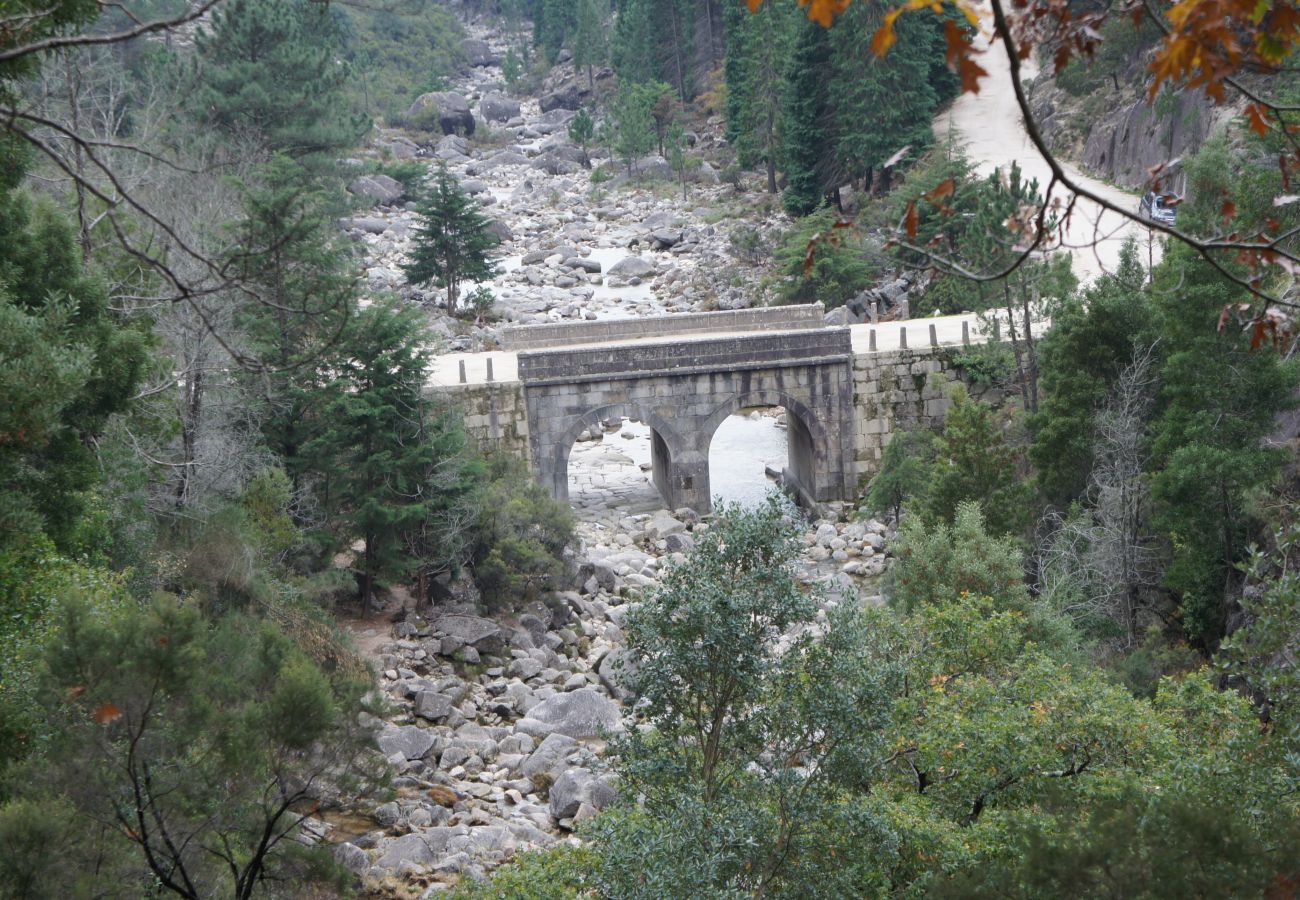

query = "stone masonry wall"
[431, 381, 529, 459]
[850, 346, 1002, 487]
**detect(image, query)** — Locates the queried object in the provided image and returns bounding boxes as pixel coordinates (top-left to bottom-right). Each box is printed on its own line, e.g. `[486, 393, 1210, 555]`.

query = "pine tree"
[403, 164, 501, 314]
[228, 155, 359, 489]
[781, 17, 834, 216]
[535, 0, 578, 64]
[308, 299, 446, 614]
[192, 0, 368, 161]
[723, 0, 795, 193]
[612, 82, 659, 175]
[568, 107, 595, 167]
[611, 0, 695, 100]
[572, 0, 609, 90]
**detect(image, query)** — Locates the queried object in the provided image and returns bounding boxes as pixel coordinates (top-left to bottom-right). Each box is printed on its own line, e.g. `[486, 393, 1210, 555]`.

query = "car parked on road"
[1139, 191, 1178, 226]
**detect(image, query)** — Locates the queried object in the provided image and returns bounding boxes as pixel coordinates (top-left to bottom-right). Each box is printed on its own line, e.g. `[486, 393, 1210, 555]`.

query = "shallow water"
[567, 413, 789, 518]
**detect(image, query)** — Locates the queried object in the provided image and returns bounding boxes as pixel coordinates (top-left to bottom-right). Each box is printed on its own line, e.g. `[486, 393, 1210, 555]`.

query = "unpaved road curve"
[933, 9, 1162, 281]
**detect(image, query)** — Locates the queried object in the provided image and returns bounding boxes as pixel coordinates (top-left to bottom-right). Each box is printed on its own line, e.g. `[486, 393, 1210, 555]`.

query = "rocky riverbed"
[316, 23, 898, 897]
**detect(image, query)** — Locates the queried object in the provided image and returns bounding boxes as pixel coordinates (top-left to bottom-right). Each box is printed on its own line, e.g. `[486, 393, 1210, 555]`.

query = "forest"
[1, 0, 1299, 896]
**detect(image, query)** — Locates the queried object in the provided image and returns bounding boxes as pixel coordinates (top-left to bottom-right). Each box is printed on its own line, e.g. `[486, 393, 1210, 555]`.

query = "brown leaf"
[745, 0, 764, 9]
[1246, 103, 1271, 138]
[904, 201, 919, 239]
[1221, 199, 1237, 224]
[92, 703, 123, 725]
[65, 685, 87, 701]
[924, 177, 956, 202]
[959, 56, 990, 94]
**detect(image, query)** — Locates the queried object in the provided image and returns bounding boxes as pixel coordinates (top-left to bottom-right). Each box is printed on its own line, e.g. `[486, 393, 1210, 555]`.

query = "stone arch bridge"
[428, 306, 1009, 514]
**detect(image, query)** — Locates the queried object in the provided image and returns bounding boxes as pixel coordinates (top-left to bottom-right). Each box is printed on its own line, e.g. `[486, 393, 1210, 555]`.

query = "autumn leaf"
[92, 703, 123, 725]
[872, 11, 901, 56]
[959, 56, 990, 94]
[746, 0, 764, 9]
[1221, 199, 1237, 224]
[1245, 103, 1271, 138]
[65, 685, 87, 701]
[801, 0, 852, 27]
[924, 177, 956, 202]
[904, 201, 919, 239]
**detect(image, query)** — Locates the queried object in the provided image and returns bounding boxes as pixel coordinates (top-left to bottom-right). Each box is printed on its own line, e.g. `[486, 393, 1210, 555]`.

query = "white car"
[1139, 191, 1178, 226]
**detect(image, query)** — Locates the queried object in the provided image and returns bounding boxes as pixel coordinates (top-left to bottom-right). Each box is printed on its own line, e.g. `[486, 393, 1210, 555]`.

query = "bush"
[776, 206, 875, 307]
[470, 456, 574, 613]
[886, 501, 1029, 613]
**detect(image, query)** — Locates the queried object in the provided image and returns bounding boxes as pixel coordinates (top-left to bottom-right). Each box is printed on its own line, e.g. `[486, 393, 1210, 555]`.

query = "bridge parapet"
[500, 304, 827, 351]
[517, 327, 852, 384]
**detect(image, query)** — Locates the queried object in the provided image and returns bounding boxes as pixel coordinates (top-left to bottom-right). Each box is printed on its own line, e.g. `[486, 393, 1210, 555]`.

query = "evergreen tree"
[228, 155, 359, 489]
[723, 0, 795, 193]
[192, 0, 368, 161]
[0, 183, 149, 550]
[924, 384, 1030, 537]
[611, 0, 695, 100]
[572, 0, 609, 89]
[403, 164, 501, 314]
[829, 4, 942, 187]
[781, 17, 834, 216]
[568, 107, 595, 167]
[1148, 244, 1298, 648]
[308, 300, 448, 614]
[612, 81, 661, 174]
[534, 0, 577, 63]
[1030, 244, 1153, 508]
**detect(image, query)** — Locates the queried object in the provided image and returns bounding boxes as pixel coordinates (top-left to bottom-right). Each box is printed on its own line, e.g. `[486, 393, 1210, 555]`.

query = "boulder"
[607, 255, 656, 279]
[645, 512, 686, 540]
[407, 91, 475, 136]
[372, 829, 455, 872]
[664, 532, 695, 554]
[649, 228, 682, 249]
[486, 220, 514, 243]
[414, 691, 454, 721]
[462, 38, 500, 67]
[515, 688, 622, 739]
[532, 151, 581, 176]
[347, 174, 404, 205]
[376, 724, 439, 761]
[520, 732, 579, 780]
[548, 768, 617, 820]
[540, 83, 581, 112]
[333, 842, 369, 876]
[564, 256, 602, 273]
[433, 614, 505, 654]
[597, 648, 638, 702]
[479, 91, 520, 123]
[630, 155, 673, 181]
[344, 216, 391, 235]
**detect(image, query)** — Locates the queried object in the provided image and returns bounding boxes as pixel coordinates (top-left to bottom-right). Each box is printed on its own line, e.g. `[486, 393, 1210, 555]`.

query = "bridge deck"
[427, 312, 1010, 388]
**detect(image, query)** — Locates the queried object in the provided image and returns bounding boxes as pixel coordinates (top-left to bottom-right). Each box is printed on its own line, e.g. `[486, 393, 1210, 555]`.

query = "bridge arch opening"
[703, 392, 827, 512]
[553, 405, 685, 515]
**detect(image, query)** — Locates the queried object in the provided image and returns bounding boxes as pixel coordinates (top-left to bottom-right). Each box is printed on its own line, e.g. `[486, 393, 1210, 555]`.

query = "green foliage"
[0, 595, 376, 897]
[501, 46, 523, 88]
[775, 206, 875, 306]
[228, 155, 358, 485]
[864, 429, 936, 521]
[612, 80, 671, 174]
[0, 184, 149, 551]
[781, 17, 833, 216]
[535, 0, 577, 63]
[610, 0, 695, 99]
[449, 844, 597, 898]
[1030, 241, 1154, 508]
[470, 455, 574, 613]
[306, 298, 472, 613]
[572, 0, 609, 89]
[923, 384, 1031, 537]
[1149, 244, 1297, 648]
[723, 0, 796, 192]
[596, 495, 904, 896]
[337, 0, 465, 125]
[191, 0, 368, 161]
[886, 501, 1029, 613]
[1054, 15, 1161, 97]
[568, 107, 595, 166]
[403, 163, 501, 313]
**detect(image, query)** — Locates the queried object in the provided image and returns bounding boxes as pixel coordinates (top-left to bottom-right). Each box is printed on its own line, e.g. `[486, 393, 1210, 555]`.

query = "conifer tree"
[308, 300, 451, 614]
[403, 164, 501, 314]
[781, 18, 834, 216]
[723, 0, 795, 193]
[572, 0, 609, 90]
[192, 0, 368, 161]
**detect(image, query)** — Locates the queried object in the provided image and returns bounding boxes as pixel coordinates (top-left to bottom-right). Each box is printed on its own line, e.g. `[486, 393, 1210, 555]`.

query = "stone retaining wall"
[433, 381, 529, 459]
